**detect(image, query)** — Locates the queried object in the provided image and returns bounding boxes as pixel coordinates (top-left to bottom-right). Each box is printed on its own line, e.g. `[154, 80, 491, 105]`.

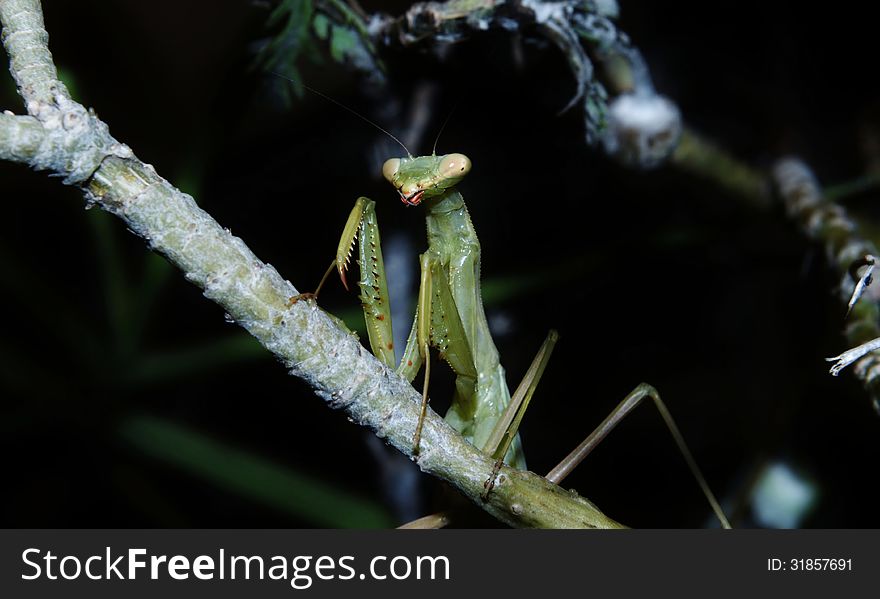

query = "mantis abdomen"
[422, 189, 526, 468]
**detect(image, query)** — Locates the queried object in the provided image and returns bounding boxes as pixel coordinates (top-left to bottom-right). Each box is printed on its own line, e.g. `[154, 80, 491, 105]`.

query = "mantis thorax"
[382, 153, 471, 206]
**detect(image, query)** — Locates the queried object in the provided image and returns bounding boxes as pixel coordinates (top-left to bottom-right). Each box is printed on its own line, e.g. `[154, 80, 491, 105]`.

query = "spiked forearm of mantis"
[0, 0, 626, 529]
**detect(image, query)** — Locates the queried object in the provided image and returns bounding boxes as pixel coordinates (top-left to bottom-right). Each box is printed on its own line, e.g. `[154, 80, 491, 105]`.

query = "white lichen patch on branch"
[602, 92, 682, 168]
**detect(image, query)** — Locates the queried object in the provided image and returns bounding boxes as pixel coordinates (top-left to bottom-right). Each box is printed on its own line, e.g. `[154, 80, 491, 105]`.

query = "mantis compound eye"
[438, 153, 471, 179]
[382, 158, 401, 183]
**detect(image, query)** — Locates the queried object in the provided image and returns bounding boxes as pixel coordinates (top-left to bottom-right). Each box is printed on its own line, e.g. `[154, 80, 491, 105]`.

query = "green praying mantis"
[297, 150, 528, 470]
[292, 140, 730, 527]
[275, 67, 728, 528]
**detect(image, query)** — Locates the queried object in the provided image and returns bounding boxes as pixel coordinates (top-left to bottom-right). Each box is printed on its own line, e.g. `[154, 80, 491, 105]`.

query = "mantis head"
[382, 153, 472, 206]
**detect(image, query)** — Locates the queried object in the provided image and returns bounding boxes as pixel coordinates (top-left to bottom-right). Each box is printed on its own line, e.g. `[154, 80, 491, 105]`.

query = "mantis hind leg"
[480, 331, 557, 497]
[486, 331, 558, 461]
[545, 383, 731, 529]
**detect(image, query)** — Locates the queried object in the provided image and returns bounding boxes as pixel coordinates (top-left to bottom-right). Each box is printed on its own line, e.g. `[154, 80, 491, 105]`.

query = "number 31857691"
[768, 558, 852, 571]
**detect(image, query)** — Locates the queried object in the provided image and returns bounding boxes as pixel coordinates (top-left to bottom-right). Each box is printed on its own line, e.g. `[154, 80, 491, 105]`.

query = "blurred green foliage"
[256, 0, 383, 106]
[120, 415, 393, 527]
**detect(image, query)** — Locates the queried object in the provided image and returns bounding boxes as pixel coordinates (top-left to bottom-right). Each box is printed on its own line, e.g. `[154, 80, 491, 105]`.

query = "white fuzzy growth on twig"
[601, 93, 682, 168]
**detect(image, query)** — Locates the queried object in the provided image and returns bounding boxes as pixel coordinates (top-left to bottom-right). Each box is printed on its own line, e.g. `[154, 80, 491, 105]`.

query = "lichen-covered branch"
[0, 0, 66, 107]
[370, 0, 653, 146]
[264, 0, 668, 152]
[772, 158, 880, 410]
[0, 0, 131, 183]
[0, 111, 43, 160]
[0, 0, 624, 528]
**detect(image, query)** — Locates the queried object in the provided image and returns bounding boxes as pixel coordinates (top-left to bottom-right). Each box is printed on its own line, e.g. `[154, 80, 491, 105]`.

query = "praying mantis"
[299, 151, 528, 469]
[295, 141, 730, 527]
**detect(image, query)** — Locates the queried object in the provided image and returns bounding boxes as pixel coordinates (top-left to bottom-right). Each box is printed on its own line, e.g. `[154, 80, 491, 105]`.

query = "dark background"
[3, 0, 880, 528]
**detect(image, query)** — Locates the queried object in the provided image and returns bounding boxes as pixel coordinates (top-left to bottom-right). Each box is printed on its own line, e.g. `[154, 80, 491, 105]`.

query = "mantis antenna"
[430, 97, 463, 156]
[270, 71, 413, 158]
